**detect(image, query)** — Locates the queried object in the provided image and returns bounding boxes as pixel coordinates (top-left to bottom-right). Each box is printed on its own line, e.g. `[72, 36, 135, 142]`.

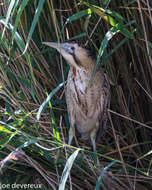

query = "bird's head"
[43, 42, 95, 69]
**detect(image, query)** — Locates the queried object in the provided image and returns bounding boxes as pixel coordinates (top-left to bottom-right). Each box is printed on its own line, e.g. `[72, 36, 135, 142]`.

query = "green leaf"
[0, 121, 29, 139]
[80, 0, 134, 39]
[90, 6, 117, 26]
[67, 33, 87, 42]
[0, 17, 37, 86]
[11, 0, 30, 42]
[37, 81, 66, 121]
[103, 36, 129, 61]
[0, 138, 38, 171]
[90, 24, 120, 85]
[23, 0, 45, 54]
[58, 149, 80, 190]
[0, 125, 12, 134]
[1, 0, 16, 38]
[0, 17, 26, 57]
[137, 150, 152, 161]
[65, 8, 92, 24]
[15, 138, 38, 151]
[120, 20, 135, 39]
[95, 161, 116, 190]
[48, 95, 61, 143]
[0, 133, 17, 148]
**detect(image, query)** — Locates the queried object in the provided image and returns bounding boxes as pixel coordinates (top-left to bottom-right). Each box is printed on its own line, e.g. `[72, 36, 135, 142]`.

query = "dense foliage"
[0, 0, 152, 189]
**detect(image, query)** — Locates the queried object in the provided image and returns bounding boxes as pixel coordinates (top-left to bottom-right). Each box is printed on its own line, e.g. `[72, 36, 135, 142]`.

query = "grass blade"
[95, 161, 116, 190]
[48, 97, 61, 143]
[23, 0, 45, 54]
[11, 0, 30, 42]
[65, 8, 92, 24]
[58, 149, 80, 190]
[1, 0, 16, 38]
[0, 17, 26, 56]
[90, 23, 120, 85]
[37, 82, 66, 121]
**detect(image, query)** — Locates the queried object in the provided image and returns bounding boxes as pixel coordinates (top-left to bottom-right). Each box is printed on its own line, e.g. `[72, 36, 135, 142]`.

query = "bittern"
[43, 42, 110, 151]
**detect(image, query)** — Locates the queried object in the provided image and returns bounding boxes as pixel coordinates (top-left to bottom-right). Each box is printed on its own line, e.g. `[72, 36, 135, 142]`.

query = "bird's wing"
[65, 85, 76, 126]
[96, 74, 110, 141]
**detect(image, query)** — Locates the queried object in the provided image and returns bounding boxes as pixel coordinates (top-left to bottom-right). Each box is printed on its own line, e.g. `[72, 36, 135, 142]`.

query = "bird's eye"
[64, 44, 75, 54]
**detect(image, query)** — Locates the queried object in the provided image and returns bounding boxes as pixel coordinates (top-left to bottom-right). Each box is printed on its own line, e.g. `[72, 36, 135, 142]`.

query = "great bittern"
[43, 42, 110, 151]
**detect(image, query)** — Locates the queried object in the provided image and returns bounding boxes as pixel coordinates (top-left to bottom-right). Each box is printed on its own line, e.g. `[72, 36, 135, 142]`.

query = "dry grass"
[0, 0, 152, 189]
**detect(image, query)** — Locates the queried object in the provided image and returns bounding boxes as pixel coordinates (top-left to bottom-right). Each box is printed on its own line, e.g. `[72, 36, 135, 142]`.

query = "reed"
[0, 0, 151, 189]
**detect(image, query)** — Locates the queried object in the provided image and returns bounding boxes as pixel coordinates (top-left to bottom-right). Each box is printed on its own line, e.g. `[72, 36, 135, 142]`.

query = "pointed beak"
[43, 41, 80, 69]
[42, 42, 63, 51]
[43, 41, 74, 55]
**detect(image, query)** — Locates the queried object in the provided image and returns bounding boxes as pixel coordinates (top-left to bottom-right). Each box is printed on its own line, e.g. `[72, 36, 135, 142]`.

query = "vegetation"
[0, 0, 152, 189]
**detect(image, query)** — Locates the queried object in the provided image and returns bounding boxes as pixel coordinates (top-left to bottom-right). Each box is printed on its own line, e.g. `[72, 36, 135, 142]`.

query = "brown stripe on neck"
[73, 53, 82, 66]
[72, 77, 81, 105]
[72, 67, 76, 77]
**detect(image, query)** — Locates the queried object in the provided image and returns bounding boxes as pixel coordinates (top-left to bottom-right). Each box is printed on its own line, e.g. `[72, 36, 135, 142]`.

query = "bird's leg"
[68, 125, 75, 146]
[90, 128, 100, 167]
[90, 128, 97, 152]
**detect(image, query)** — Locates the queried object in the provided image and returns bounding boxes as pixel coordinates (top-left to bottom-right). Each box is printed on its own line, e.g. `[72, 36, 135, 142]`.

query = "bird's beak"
[43, 42, 64, 52]
[43, 42, 75, 56]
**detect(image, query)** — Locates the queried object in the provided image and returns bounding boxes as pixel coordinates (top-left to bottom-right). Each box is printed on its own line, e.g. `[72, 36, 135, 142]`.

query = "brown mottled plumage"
[43, 42, 110, 151]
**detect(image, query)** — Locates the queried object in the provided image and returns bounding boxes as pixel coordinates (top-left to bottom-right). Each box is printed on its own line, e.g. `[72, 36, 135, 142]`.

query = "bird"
[43, 41, 110, 152]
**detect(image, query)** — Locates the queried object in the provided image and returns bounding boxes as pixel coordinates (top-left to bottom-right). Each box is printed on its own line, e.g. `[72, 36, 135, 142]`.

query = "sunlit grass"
[0, 0, 152, 189]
